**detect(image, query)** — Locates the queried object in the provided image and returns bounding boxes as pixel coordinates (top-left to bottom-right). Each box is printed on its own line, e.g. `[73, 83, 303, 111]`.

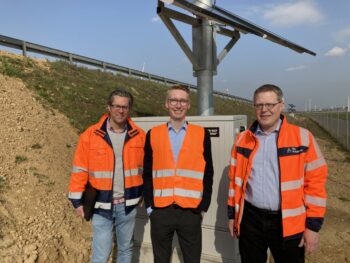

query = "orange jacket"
[228, 116, 327, 238]
[68, 114, 145, 217]
[147, 123, 211, 209]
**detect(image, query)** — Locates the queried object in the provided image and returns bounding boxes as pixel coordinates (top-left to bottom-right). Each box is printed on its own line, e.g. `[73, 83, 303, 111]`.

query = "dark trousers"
[150, 205, 202, 263]
[239, 202, 304, 263]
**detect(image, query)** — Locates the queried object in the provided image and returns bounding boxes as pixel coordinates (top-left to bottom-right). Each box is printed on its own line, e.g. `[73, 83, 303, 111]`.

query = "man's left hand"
[298, 228, 320, 253]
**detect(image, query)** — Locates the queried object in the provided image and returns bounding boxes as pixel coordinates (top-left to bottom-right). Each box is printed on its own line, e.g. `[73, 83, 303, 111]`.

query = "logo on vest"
[286, 147, 302, 154]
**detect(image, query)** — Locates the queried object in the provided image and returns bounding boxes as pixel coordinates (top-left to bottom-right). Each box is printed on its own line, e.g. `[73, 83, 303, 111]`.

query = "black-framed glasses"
[254, 102, 281, 110]
[110, 104, 129, 111]
[168, 98, 189, 106]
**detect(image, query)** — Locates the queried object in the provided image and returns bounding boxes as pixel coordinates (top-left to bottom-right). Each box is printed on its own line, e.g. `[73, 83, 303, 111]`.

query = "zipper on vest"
[276, 128, 283, 225]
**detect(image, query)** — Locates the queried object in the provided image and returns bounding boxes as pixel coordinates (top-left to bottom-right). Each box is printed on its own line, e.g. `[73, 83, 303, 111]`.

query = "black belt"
[245, 201, 281, 215]
[153, 203, 182, 210]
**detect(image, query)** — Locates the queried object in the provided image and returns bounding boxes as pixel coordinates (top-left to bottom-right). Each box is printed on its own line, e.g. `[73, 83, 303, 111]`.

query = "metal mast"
[157, 0, 316, 116]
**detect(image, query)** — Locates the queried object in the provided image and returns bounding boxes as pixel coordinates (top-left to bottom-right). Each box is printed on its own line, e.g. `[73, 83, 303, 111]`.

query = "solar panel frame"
[167, 0, 316, 56]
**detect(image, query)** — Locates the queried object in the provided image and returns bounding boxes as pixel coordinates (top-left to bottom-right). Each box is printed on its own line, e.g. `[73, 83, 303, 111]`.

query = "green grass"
[289, 114, 331, 140]
[0, 53, 255, 132]
[291, 113, 350, 152]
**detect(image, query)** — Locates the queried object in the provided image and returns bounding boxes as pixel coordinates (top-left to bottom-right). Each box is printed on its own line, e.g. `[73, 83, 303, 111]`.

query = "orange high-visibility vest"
[150, 123, 206, 208]
[68, 114, 145, 215]
[228, 116, 327, 238]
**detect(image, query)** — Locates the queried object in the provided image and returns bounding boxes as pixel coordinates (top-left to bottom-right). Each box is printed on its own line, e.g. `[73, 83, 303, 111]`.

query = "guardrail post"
[102, 62, 106, 72]
[128, 68, 131, 76]
[69, 53, 73, 63]
[22, 41, 27, 57]
[337, 111, 340, 138]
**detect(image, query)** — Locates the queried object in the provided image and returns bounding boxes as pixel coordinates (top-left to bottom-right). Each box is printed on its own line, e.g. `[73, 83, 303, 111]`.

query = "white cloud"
[263, 1, 323, 27]
[286, 65, 306, 72]
[333, 27, 350, 43]
[324, 46, 347, 57]
[151, 16, 160, 23]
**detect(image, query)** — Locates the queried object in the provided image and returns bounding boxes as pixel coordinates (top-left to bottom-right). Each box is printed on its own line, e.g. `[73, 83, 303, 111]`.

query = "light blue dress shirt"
[168, 121, 187, 164]
[245, 120, 281, 211]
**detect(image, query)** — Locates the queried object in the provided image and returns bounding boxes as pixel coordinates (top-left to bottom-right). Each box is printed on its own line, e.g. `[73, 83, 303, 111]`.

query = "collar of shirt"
[107, 118, 127, 134]
[167, 121, 187, 133]
[256, 119, 281, 136]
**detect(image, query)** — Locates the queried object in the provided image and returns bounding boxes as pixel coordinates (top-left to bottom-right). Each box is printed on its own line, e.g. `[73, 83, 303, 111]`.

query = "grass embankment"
[309, 111, 349, 121]
[294, 113, 350, 153]
[0, 52, 255, 132]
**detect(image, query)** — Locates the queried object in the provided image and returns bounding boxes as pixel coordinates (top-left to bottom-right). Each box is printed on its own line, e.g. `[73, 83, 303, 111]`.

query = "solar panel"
[165, 0, 316, 56]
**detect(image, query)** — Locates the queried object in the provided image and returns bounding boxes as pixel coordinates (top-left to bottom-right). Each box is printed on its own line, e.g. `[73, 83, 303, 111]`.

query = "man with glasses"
[227, 84, 327, 263]
[143, 85, 214, 263]
[68, 89, 145, 263]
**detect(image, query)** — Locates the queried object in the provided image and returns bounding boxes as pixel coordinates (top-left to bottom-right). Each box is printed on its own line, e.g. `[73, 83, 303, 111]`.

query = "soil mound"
[0, 74, 91, 262]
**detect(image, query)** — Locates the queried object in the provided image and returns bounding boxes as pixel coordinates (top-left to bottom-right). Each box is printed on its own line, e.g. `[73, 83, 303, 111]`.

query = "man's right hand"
[75, 206, 85, 218]
[146, 206, 153, 216]
[228, 219, 236, 238]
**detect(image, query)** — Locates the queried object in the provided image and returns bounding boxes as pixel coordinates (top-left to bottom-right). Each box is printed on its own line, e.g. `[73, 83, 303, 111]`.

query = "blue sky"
[0, 0, 349, 110]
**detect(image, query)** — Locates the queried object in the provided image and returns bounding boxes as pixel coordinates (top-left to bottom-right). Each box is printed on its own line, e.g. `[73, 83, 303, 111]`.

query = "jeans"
[92, 204, 137, 263]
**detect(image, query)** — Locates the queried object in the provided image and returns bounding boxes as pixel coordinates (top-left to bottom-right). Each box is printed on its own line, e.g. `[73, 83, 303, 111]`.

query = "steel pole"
[196, 18, 214, 116]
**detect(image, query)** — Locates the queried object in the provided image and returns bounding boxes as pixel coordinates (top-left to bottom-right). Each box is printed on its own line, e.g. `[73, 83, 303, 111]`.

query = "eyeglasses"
[168, 98, 189, 106]
[254, 102, 281, 110]
[110, 104, 129, 111]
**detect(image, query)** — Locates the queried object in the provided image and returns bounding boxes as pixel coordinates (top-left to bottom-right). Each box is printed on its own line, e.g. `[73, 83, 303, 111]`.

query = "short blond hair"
[166, 85, 190, 99]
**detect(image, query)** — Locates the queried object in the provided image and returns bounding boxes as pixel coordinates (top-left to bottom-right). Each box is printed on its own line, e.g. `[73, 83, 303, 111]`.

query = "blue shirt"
[168, 122, 187, 164]
[245, 120, 281, 211]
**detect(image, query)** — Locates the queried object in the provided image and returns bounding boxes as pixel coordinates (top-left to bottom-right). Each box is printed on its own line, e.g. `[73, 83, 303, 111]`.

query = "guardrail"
[0, 34, 252, 104]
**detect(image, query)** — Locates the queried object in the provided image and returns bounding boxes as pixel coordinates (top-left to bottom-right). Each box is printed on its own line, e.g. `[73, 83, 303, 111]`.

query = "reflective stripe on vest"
[153, 169, 175, 178]
[281, 177, 304, 191]
[126, 196, 142, 207]
[235, 177, 243, 187]
[89, 171, 113, 179]
[68, 192, 83, 199]
[94, 201, 112, 210]
[305, 194, 326, 207]
[282, 205, 306, 219]
[228, 189, 235, 198]
[125, 168, 143, 177]
[230, 158, 236, 166]
[72, 165, 88, 173]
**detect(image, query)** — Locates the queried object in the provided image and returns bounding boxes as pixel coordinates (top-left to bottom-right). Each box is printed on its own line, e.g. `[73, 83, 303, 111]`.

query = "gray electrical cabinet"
[132, 115, 247, 263]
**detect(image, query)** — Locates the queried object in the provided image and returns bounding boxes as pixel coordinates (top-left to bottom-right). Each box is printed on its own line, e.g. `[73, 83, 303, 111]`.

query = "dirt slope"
[0, 72, 349, 262]
[0, 74, 91, 262]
